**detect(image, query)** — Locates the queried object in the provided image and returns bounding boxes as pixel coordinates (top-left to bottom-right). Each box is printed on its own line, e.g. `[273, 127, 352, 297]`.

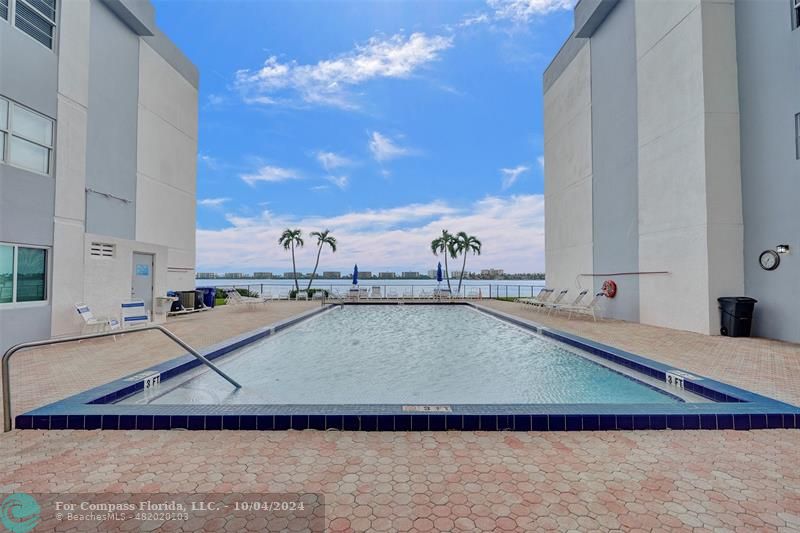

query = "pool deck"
[2, 300, 800, 531]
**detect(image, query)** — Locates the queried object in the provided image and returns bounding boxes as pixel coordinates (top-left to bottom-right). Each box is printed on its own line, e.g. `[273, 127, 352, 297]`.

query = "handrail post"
[3, 325, 241, 432]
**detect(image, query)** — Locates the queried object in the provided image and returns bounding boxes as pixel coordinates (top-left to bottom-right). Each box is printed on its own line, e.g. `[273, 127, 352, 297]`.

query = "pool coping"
[16, 302, 800, 432]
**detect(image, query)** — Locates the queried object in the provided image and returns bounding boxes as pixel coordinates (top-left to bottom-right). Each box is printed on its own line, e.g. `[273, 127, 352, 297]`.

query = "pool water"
[120, 306, 680, 405]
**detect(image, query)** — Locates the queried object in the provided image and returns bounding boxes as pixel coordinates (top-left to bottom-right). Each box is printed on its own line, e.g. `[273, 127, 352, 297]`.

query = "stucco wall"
[635, 0, 743, 335]
[51, 0, 91, 337]
[136, 41, 197, 290]
[736, 0, 800, 343]
[589, 0, 640, 321]
[82, 233, 168, 325]
[544, 43, 594, 293]
[85, 0, 139, 240]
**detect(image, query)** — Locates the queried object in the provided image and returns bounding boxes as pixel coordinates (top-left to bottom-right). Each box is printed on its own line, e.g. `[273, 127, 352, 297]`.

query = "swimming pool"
[119, 305, 687, 405]
[16, 303, 800, 431]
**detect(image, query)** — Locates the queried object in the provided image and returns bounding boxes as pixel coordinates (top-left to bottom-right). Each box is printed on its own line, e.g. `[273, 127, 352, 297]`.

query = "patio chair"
[561, 292, 604, 321]
[121, 300, 150, 328]
[76, 303, 120, 334]
[540, 289, 569, 314]
[359, 287, 369, 299]
[224, 288, 268, 309]
[295, 290, 308, 301]
[386, 288, 399, 299]
[550, 289, 589, 314]
[276, 288, 290, 300]
[371, 286, 382, 299]
[520, 288, 553, 310]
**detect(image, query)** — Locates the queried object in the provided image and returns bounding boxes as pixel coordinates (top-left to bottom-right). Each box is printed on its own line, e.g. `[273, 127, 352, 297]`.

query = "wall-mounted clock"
[759, 250, 780, 271]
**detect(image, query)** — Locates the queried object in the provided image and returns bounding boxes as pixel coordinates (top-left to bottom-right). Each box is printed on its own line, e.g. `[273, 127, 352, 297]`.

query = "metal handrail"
[2, 325, 242, 432]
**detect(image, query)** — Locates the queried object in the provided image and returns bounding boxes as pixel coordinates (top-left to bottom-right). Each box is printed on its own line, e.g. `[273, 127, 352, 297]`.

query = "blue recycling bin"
[197, 287, 216, 308]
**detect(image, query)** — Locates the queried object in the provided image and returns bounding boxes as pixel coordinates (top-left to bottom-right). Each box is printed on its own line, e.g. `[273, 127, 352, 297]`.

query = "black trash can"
[197, 287, 216, 308]
[718, 297, 757, 337]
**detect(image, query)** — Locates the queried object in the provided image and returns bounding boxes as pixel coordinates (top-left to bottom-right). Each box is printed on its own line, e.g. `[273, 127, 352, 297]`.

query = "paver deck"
[2, 300, 799, 531]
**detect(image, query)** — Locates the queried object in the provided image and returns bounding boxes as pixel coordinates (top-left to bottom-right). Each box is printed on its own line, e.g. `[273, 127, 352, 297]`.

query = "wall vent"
[90, 242, 115, 258]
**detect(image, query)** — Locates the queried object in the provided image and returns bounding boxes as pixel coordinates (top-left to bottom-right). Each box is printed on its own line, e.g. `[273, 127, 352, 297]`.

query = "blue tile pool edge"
[16, 302, 800, 432]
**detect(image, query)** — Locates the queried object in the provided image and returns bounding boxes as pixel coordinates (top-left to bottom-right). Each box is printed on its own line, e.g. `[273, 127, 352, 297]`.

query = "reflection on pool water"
[120, 305, 681, 405]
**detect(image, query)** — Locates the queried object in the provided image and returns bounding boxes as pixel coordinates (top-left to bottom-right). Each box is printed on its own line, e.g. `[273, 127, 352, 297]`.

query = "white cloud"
[198, 197, 230, 207]
[198, 153, 218, 169]
[325, 175, 349, 190]
[235, 32, 453, 109]
[240, 165, 302, 186]
[316, 151, 352, 171]
[537, 155, 545, 170]
[196, 195, 545, 272]
[369, 132, 414, 162]
[459, 13, 491, 27]
[500, 165, 530, 189]
[487, 0, 575, 23]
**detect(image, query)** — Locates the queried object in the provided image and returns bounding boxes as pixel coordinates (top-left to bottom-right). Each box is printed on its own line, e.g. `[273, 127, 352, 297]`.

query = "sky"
[152, 0, 576, 274]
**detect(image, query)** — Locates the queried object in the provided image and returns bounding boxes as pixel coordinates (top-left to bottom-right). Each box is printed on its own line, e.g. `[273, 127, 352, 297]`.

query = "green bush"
[495, 296, 518, 302]
[289, 288, 329, 299]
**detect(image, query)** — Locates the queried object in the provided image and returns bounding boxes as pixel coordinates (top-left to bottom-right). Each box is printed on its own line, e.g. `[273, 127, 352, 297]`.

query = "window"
[795, 0, 800, 30]
[0, 0, 8, 21]
[14, 0, 56, 49]
[0, 243, 47, 304]
[90, 242, 115, 258]
[796, 113, 800, 160]
[0, 96, 54, 175]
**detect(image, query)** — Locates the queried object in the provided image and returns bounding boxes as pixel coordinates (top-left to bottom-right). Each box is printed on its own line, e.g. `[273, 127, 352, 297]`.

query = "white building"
[544, 0, 799, 342]
[1, 0, 198, 353]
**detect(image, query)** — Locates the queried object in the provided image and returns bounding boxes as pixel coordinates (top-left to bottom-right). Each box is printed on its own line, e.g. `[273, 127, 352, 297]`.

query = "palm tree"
[452, 231, 482, 294]
[278, 228, 304, 291]
[307, 230, 337, 290]
[430, 229, 456, 291]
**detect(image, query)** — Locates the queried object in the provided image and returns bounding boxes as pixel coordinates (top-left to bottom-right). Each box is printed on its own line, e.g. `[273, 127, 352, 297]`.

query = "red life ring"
[601, 280, 617, 298]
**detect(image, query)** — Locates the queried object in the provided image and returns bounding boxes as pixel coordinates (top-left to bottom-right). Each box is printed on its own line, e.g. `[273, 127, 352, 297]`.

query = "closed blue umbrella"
[436, 262, 443, 284]
[352, 264, 359, 285]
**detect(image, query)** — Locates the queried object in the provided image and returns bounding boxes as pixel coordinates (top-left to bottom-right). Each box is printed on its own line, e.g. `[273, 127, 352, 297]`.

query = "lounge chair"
[121, 300, 150, 328]
[295, 290, 308, 301]
[359, 287, 369, 299]
[386, 288, 399, 299]
[224, 288, 269, 309]
[371, 286, 382, 299]
[540, 289, 569, 314]
[561, 292, 604, 321]
[276, 288, 290, 300]
[550, 289, 589, 314]
[520, 288, 553, 310]
[76, 303, 120, 334]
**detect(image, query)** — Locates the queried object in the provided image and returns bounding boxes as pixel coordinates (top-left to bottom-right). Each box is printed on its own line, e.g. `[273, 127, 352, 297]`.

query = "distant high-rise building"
[322, 272, 341, 279]
[357, 271, 373, 280]
[253, 272, 273, 279]
[401, 272, 420, 279]
[378, 272, 396, 279]
[480, 269, 504, 278]
[226, 273, 243, 279]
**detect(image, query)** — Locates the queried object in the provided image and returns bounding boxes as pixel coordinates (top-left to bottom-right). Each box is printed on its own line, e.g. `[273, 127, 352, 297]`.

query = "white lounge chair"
[371, 286, 382, 299]
[540, 289, 569, 314]
[551, 289, 589, 314]
[359, 287, 369, 299]
[519, 288, 553, 309]
[386, 288, 399, 299]
[561, 292, 604, 321]
[276, 288, 290, 300]
[224, 288, 268, 309]
[76, 303, 120, 334]
[295, 290, 308, 301]
[121, 300, 150, 328]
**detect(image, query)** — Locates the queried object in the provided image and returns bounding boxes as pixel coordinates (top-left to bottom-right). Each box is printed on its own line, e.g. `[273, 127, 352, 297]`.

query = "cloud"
[369, 132, 414, 162]
[198, 153, 219, 169]
[196, 195, 545, 272]
[235, 32, 453, 109]
[206, 94, 225, 107]
[487, 0, 575, 23]
[500, 165, 530, 189]
[316, 151, 352, 172]
[198, 197, 230, 207]
[325, 175, 349, 190]
[537, 155, 545, 170]
[459, 13, 491, 27]
[240, 165, 302, 186]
